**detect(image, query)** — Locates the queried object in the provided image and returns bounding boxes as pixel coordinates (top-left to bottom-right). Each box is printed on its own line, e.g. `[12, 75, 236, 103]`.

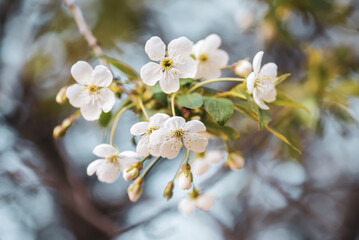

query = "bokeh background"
[1, 0, 359, 239]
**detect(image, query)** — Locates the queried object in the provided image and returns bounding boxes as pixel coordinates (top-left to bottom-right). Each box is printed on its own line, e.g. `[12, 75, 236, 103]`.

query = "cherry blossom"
[178, 193, 216, 215]
[192, 150, 223, 176]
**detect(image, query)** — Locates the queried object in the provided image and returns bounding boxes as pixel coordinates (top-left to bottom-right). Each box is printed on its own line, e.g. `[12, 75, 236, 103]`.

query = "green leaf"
[180, 78, 196, 86]
[98, 111, 112, 127]
[102, 56, 139, 80]
[272, 91, 310, 112]
[265, 126, 302, 154]
[177, 93, 203, 109]
[203, 118, 240, 141]
[215, 91, 247, 100]
[150, 83, 162, 94]
[203, 97, 234, 125]
[272, 73, 291, 86]
[258, 109, 272, 130]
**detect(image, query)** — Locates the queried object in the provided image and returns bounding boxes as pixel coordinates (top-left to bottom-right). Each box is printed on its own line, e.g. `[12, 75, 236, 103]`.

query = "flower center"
[161, 58, 173, 71]
[172, 129, 184, 138]
[199, 54, 209, 63]
[146, 126, 159, 135]
[85, 85, 100, 95]
[107, 155, 119, 164]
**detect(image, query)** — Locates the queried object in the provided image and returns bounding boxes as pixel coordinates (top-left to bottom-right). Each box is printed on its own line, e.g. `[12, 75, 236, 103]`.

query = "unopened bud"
[234, 60, 252, 77]
[178, 164, 193, 190]
[53, 125, 66, 139]
[123, 162, 142, 181]
[226, 152, 245, 170]
[127, 177, 144, 202]
[56, 86, 68, 104]
[62, 116, 74, 129]
[109, 82, 123, 98]
[163, 181, 174, 200]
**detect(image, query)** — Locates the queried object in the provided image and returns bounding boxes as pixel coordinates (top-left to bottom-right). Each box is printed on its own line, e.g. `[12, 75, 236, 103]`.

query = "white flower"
[192, 150, 223, 176]
[150, 117, 208, 159]
[178, 193, 216, 215]
[87, 144, 139, 183]
[122, 166, 139, 181]
[247, 51, 278, 110]
[127, 178, 144, 202]
[178, 170, 192, 190]
[140, 36, 197, 94]
[130, 113, 170, 157]
[192, 34, 229, 80]
[226, 152, 245, 170]
[66, 61, 115, 121]
[234, 60, 252, 77]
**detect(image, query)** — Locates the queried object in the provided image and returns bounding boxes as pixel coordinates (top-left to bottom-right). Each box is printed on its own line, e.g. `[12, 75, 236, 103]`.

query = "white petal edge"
[130, 122, 150, 135]
[93, 144, 119, 158]
[80, 101, 102, 121]
[159, 71, 180, 94]
[260, 62, 278, 79]
[163, 116, 186, 130]
[87, 159, 105, 176]
[140, 62, 163, 86]
[92, 65, 113, 87]
[159, 138, 182, 159]
[183, 133, 208, 153]
[66, 84, 86, 108]
[145, 36, 166, 61]
[178, 198, 196, 215]
[98, 88, 115, 113]
[253, 88, 269, 110]
[149, 113, 170, 128]
[252, 51, 264, 74]
[96, 162, 120, 183]
[183, 120, 206, 133]
[168, 36, 193, 59]
[246, 72, 255, 94]
[71, 61, 94, 85]
[150, 128, 172, 145]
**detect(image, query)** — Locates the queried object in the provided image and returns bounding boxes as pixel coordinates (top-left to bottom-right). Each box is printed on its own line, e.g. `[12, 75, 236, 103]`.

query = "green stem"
[171, 93, 177, 116]
[171, 149, 190, 182]
[139, 156, 161, 178]
[109, 102, 136, 146]
[140, 154, 151, 164]
[138, 96, 149, 121]
[188, 78, 245, 93]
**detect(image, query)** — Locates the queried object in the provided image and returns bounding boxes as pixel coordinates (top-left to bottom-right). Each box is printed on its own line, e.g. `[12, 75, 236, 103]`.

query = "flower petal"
[210, 49, 229, 68]
[262, 86, 277, 103]
[205, 150, 223, 163]
[149, 113, 170, 128]
[173, 56, 197, 78]
[66, 84, 87, 108]
[80, 100, 102, 121]
[145, 36, 166, 61]
[159, 71, 180, 94]
[140, 62, 162, 86]
[195, 63, 221, 80]
[149, 143, 161, 157]
[98, 88, 115, 113]
[192, 159, 209, 176]
[260, 62, 278, 79]
[183, 120, 206, 133]
[136, 135, 151, 157]
[178, 198, 196, 215]
[150, 128, 172, 145]
[96, 162, 120, 183]
[119, 158, 138, 171]
[246, 72, 255, 94]
[195, 193, 216, 211]
[164, 116, 186, 130]
[130, 122, 150, 135]
[87, 159, 105, 176]
[119, 151, 139, 159]
[252, 51, 263, 74]
[71, 61, 93, 85]
[168, 37, 193, 59]
[92, 65, 113, 87]
[253, 88, 269, 110]
[93, 144, 119, 158]
[183, 133, 208, 152]
[202, 34, 222, 52]
[159, 138, 182, 159]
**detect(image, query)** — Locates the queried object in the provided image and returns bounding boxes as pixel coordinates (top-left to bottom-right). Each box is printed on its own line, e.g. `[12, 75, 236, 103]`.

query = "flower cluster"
[55, 32, 296, 215]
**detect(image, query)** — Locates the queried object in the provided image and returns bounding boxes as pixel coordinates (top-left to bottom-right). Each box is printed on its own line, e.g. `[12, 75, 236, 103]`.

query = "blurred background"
[1, 0, 359, 239]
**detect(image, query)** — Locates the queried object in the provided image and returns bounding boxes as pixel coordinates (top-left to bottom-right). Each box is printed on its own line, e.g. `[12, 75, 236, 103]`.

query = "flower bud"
[234, 60, 252, 77]
[53, 125, 66, 139]
[127, 177, 144, 202]
[123, 162, 142, 181]
[163, 181, 174, 200]
[196, 193, 216, 211]
[226, 152, 245, 170]
[62, 116, 75, 129]
[56, 86, 68, 104]
[178, 164, 193, 190]
[109, 82, 123, 98]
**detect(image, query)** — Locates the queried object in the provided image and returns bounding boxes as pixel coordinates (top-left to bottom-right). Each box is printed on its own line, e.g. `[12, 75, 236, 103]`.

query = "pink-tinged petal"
[140, 62, 162, 86]
[253, 88, 269, 110]
[80, 100, 102, 121]
[168, 37, 193, 59]
[183, 120, 206, 133]
[92, 65, 113, 87]
[149, 113, 170, 128]
[164, 116, 186, 130]
[205, 150, 223, 163]
[192, 159, 209, 176]
[159, 138, 182, 159]
[183, 133, 208, 152]
[150, 128, 172, 145]
[173, 56, 197, 78]
[87, 159, 105, 176]
[252, 51, 264, 74]
[210, 49, 229, 68]
[145, 36, 166, 61]
[96, 162, 120, 183]
[178, 198, 196, 215]
[260, 62, 278, 79]
[195, 194, 216, 211]
[262, 86, 277, 103]
[66, 84, 87, 108]
[246, 72, 255, 94]
[98, 88, 115, 113]
[93, 144, 119, 158]
[71, 61, 93, 85]
[159, 71, 180, 94]
[136, 135, 151, 157]
[130, 122, 150, 136]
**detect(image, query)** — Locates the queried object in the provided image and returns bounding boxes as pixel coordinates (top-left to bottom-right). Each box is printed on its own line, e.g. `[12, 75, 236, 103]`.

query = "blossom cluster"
[55, 33, 289, 215]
